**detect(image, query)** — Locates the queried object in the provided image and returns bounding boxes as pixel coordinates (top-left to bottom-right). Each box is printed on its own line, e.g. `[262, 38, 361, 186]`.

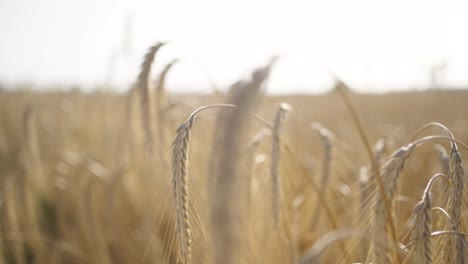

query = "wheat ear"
[439, 140, 467, 263]
[409, 173, 446, 264]
[136, 42, 166, 152]
[171, 104, 235, 264]
[171, 120, 193, 264]
[155, 59, 179, 151]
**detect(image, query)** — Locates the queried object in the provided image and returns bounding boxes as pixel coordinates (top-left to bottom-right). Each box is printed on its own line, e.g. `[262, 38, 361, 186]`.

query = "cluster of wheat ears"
[0, 42, 468, 264]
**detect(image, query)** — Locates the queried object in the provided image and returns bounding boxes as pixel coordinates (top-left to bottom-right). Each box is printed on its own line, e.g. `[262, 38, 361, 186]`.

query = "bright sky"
[1, 0, 468, 93]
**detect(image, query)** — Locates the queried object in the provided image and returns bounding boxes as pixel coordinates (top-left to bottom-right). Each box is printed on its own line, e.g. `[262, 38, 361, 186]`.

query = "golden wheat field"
[1, 44, 468, 264]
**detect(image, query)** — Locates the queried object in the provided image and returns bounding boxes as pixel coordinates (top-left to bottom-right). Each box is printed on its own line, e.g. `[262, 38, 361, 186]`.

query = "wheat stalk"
[372, 143, 415, 264]
[271, 103, 292, 227]
[309, 122, 333, 228]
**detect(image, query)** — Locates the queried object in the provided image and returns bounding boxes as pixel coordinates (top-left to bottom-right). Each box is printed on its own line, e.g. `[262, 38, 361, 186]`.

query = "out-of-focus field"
[1, 72, 468, 263]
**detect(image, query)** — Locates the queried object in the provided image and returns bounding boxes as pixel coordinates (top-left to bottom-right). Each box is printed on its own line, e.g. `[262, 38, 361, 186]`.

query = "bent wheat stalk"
[335, 79, 399, 263]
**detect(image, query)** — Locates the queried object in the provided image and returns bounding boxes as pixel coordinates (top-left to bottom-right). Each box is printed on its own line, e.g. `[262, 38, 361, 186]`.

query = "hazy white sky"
[1, 0, 468, 93]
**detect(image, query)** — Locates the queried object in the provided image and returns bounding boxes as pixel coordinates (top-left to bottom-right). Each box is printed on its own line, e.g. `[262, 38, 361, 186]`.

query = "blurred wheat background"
[1, 44, 468, 263]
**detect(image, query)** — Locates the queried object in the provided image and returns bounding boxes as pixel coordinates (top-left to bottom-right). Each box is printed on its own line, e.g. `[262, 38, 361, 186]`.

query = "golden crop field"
[1, 44, 468, 264]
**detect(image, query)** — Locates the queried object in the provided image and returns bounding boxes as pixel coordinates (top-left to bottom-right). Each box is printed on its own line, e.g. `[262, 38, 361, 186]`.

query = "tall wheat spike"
[171, 119, 193, 264]
[211, 63, 273, 264]
[309, 123, 334, 228]
[271, 103, 292, 227]
[136, 42, 166, 153]
[155, 59, 179, 151]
